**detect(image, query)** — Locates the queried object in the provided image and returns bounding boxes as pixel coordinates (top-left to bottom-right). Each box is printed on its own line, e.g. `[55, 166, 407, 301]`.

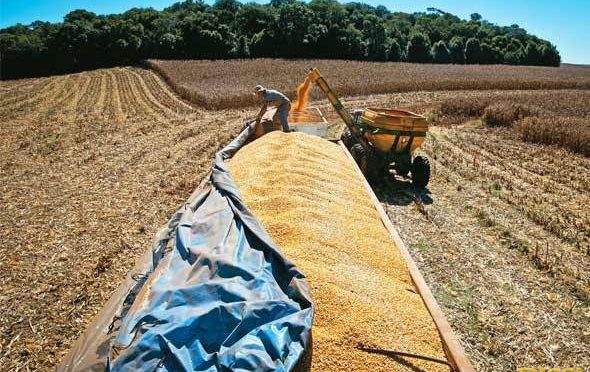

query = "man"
[254, 85, 291, 132]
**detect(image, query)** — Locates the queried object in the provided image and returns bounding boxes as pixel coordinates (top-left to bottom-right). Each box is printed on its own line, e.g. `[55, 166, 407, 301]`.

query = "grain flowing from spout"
[292, 75, 312, 113]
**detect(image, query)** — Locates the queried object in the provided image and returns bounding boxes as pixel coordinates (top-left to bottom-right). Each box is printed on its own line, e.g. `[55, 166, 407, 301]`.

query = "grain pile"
[227, 131, 447, 371]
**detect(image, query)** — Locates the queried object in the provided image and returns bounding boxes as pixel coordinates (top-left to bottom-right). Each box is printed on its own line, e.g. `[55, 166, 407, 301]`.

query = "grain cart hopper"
[254, 106, 329, 138]
[306, 67, 431, 187]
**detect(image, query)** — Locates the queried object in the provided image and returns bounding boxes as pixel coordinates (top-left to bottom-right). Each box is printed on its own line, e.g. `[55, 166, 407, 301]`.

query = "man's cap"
[254, 85, 266, 94]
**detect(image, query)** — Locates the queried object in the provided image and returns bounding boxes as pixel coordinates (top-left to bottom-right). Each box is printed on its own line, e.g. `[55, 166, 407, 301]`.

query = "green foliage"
[64, 9, 97, 23]
[388, 39, 402, 62]
[480, 43, 496, 64]
[504, 38, 524, 65]
[0, 1, 562, 78]
[538, 43, 561, 67]
[236, 4, 275, 38]
[465, 37, 481, 64]
[448, 36, 465, 64]
[278, 2, 316, 56]
[363, 14, 388, 61]
[407, 32, 431, 63]
[431, 40, 450, 63]
[524, 41, 540, 66]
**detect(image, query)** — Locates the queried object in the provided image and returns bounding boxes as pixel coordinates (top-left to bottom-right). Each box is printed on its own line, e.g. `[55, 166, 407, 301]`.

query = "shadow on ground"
[373, 176, 433, 207]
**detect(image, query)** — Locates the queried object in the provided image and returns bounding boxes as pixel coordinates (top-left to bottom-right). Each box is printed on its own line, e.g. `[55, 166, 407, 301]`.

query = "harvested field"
[377, 125, 590, 371]
[227, 131, 448, 371]
[146, 59, 590, 109]
[2, 60, 590, 371]
[0, 67, 250, 370]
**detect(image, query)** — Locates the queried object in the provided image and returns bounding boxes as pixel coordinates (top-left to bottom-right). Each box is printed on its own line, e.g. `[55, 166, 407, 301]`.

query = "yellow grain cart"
[346, 107, 430, 186]
[306, 67, 431, 187]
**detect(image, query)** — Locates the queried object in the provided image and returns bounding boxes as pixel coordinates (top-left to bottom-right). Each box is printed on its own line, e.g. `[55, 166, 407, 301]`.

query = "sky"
[1, 0, 588, 64]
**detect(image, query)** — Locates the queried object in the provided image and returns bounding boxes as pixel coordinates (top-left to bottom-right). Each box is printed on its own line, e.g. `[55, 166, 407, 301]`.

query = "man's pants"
[274, 103, 291, 132]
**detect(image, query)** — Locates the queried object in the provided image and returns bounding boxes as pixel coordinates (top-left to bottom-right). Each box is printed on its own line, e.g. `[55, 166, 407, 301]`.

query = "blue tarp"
[59, 126, 313, 371]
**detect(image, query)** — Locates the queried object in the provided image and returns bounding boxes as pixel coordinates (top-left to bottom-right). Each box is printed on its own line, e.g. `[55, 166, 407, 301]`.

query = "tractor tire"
[397, 169, 410, 177]
[395, 165, 410, 178]
[351, 144, 381, 183]
[340, 130, 355, 149]
[411, 155, 431, 188]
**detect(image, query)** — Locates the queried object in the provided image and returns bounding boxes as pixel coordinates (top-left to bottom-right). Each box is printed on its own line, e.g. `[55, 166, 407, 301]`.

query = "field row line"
[457, 129, 590, 206]
[425, 129, 590, 300]
[127, 68, 181, 120]
[483, 131, 590, 192]
[0, 77, 53, 107]
[118, 68, 166, 124]
[0, 76, 68, 119]
[134, 69, 195, 115]
[40, 75, 88, 120]
[105, 70, 125, 122]
[429, 130, 589, 250]
[74, 73, 102, 115]
[141, 69, 196, 114]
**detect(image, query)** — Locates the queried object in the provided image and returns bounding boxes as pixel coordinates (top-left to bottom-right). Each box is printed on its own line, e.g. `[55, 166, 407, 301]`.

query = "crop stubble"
[0, 67, 251, 370]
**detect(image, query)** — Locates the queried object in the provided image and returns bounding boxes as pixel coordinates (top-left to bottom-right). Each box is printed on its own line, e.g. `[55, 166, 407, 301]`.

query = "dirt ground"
[378, 125, 589, 370]
[0, 67, 251, 370]
[1, 69, 589, 371]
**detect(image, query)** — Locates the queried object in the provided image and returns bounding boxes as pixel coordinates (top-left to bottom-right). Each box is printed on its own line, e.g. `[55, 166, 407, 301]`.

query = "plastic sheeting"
[59, 125, 314, 371]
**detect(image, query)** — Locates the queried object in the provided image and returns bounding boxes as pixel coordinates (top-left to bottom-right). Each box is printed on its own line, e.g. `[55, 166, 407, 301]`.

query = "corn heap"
[228, 131, 447, 371]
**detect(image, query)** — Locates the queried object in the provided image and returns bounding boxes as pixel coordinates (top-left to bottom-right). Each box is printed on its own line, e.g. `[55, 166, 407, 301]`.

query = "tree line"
[0, 0, 561, 79]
